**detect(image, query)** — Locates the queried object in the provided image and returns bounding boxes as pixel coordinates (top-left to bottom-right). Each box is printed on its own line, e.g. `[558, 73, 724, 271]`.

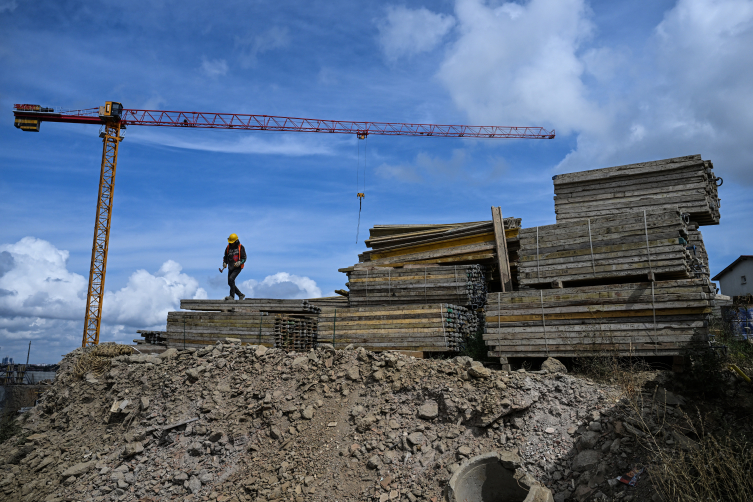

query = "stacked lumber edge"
[162, 299, 319, 350]
[552, 154, 721, 226]
[485, 154, 721, 362]
[345, 217, 520, 289]
[317, 304, 477, 352]
[517, 210, 694, 288]
[484, 279, 714, 357]
[345, 264, 488, 309]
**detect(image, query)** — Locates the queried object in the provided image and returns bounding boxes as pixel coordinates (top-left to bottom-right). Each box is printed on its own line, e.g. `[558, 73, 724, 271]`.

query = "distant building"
[713, 255, 753, 298]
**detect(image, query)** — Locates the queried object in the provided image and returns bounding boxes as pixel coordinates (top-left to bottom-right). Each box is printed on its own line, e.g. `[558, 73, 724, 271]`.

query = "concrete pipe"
[447, 451, 553, 502]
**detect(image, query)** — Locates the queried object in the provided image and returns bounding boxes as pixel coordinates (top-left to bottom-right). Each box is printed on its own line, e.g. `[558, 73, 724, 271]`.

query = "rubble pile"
[2, 342, 707, 502]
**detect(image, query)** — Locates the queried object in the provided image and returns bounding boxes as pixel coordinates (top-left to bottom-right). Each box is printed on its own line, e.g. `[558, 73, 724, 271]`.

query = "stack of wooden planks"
[317, 304, 477, 352]
[345, 264, 488, 308]
[180, 298, 321, 314]
[552, 155, 721, 226]
[484, 279, 714, 357]
[686, 223, 709, 278]
[166, 311, 277, 347]
[349, 219, 521, 277]
[517, 210, 693, 288]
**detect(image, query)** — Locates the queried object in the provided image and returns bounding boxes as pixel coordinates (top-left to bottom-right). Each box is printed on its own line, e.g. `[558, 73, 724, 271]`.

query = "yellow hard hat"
[227, 233, 239, 243]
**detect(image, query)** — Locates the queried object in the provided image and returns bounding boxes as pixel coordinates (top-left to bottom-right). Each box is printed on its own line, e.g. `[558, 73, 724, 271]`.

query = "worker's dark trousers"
[228, 267, 243, 298]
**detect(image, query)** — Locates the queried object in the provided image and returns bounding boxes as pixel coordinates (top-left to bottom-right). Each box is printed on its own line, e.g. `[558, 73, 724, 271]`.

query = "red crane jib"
[14, 107, 555, 139]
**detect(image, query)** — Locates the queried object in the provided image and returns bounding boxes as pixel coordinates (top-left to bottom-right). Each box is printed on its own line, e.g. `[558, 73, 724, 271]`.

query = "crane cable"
[355, 132, 367, 243]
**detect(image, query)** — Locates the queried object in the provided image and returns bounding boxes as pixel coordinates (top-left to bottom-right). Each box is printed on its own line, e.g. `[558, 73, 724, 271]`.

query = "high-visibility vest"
[226, 243, 244, 269]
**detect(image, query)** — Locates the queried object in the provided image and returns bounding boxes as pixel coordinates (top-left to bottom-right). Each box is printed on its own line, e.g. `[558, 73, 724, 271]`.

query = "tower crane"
[13, 102, 555, 348]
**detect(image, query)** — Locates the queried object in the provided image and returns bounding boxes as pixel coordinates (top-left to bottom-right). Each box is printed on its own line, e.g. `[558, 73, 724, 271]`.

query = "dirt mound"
[0, 343, 653, 502]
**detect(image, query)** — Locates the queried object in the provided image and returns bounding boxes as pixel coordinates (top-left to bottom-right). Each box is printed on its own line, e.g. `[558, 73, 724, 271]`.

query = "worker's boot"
[224, 295, 234, 301]
[238, 293, 246, 300]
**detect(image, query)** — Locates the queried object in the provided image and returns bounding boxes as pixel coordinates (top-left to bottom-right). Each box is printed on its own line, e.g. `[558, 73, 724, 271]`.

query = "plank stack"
[317, 304, 476, 352]
[165, 311, 277, 348]
[345, 264, 488, 308]
[517, 210, 693, 288]
[348, 219, 521, 286]
[484, 279, 714, 357]
[552, 155, 721, 226]
[165, 298, 321, 349]
[180, 298, 321, 314]
[686, 223, 710, 279]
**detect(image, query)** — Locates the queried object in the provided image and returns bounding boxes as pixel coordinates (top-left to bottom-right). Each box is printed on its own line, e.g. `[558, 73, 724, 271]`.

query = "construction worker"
[223, 233, 247, 300]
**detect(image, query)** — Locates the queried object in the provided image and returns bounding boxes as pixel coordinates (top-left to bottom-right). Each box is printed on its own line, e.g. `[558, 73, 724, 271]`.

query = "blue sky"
[1, 0, 752, 363]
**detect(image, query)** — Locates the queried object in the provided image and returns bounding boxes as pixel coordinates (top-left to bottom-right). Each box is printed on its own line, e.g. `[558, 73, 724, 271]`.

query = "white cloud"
[125, 129, 343, 156]
[438, 0, 602, 135]
[377, 5, 456, 61]
[200, 57, 228, 77]
[0, 238, 205, 362]
[235, 26, 290, 68]
[103, 260, 207, 327]
[431, 0, 753, 184]
[240, 272, 322, 299]
[0, 237, 86, 320]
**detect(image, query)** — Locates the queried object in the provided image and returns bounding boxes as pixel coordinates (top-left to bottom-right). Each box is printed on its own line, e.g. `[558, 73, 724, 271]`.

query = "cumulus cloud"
[429, 0, 753, 183]
[437, 0, 602, 135]
[235, 26, 290, 68]
[0, 237, 205, 362]
[200, 57, 229, 77]
[0, 237, 86, 320]
[103, 260, 207, 327]
[377, 5, 456, 61]
[240, 272, 321, 299]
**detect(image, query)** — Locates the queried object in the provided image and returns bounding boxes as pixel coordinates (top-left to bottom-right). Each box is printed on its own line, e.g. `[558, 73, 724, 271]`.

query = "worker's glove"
[234, 261, 241, 267]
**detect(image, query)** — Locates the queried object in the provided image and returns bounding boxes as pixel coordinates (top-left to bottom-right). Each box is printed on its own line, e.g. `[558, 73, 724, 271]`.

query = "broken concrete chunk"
[571, 449, 600, 472]
[407, 432, 425, 446]
[140, 396, 150, 410]
[468, 363, 491, 379]
[417, 400, 439, 420]
[255, 345, 268, 357]
[225, 337, 241, 344]
[366, 455, 381, 469]
[346, 366, 360, 381]
[541, 357, 567, 374]
[158, 348, 178, 360]
[208, 430, 223, 442]
[122, 442, 144, 458]
[302, 405, 315, 420]
[61, 461, 95, 478]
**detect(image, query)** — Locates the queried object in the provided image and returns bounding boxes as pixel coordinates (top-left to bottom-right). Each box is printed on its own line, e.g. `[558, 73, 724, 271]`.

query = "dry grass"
[72, 343, 133, 379]
[588, 353, 753, 502]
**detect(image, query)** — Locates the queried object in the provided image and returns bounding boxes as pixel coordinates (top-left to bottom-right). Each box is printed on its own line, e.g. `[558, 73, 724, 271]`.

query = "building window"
[743, 275, 748, 285]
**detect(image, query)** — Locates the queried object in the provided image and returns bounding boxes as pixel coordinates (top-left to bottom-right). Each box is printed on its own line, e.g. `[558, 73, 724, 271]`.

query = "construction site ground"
[2, 341, 752, 502]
